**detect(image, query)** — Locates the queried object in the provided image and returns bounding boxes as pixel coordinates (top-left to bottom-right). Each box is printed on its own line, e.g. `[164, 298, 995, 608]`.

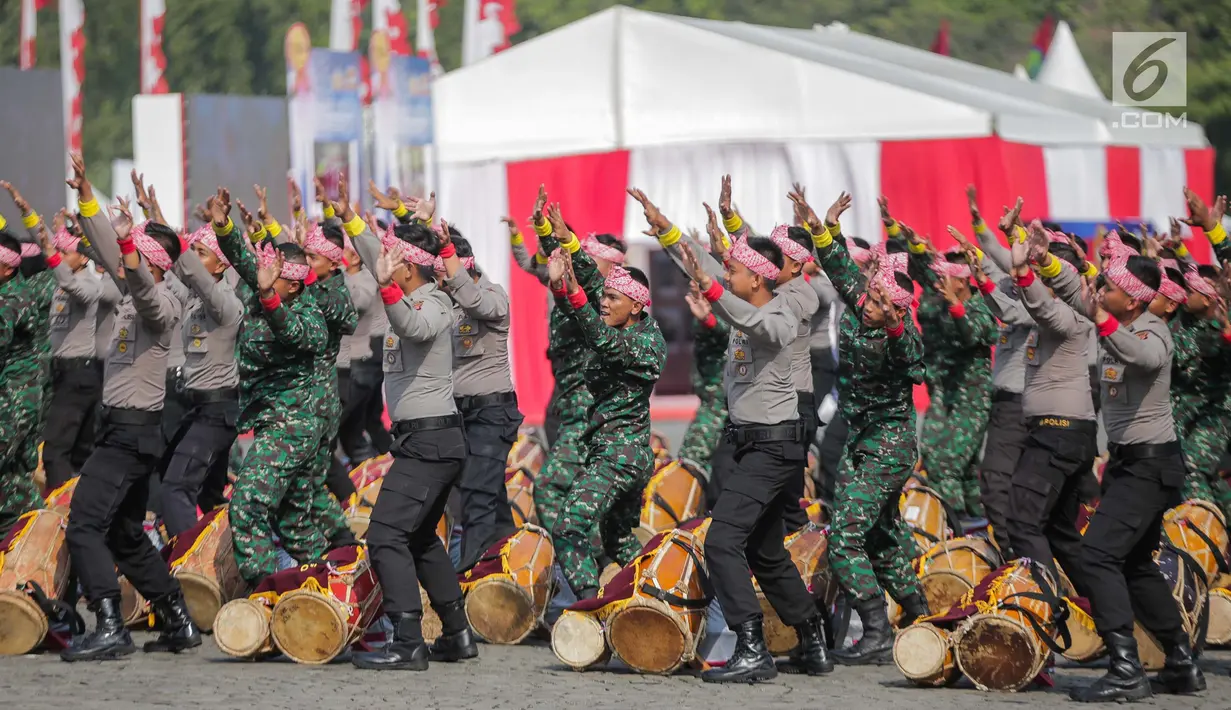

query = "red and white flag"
[374, 0, 413, 55]
[461, 0, 519, 66]
[140, 0, 168, 93]
[60, 0, 85, 155]
[330, 0, 367, 50]
[20, 0, 39, 69]
[414, 0, 444, 75]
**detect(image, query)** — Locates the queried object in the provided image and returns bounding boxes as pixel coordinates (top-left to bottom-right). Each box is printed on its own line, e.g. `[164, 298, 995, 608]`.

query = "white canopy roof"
[1035, 21, 1105, 100]
[433, 6, 1206, 164]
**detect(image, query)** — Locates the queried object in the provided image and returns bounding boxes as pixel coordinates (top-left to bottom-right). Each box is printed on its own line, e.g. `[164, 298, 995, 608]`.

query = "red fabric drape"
[1184, 147, 1217, 264]
[1104, 146, 1141, 221]
[505, 150, 630, 424]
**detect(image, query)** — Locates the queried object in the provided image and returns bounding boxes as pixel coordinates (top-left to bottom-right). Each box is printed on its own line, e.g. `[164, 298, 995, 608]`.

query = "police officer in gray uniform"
[440, 233, 522, 571]
[342, 203, 475, 672]
[61, 157, 200, 662]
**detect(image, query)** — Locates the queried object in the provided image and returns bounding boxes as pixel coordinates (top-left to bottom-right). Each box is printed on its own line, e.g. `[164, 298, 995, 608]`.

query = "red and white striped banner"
[60, 0, 85, 155]
[140, 0, 168, 93]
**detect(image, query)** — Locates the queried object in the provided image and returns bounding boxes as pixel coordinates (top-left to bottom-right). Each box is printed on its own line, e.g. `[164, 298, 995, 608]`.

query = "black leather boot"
[1153, 635, 1205, 695]
[429, 599, 477, 662]
[352, 612, 429, 671]
[702, 618, 777, 683]
[896, 593, 929, 628]
[776, 614, 833, 675]
[60, 597, 136, 662]
[1069, 631, 1152, 702]
[832, 598, 894, 665]
[143, 588, 203, 653]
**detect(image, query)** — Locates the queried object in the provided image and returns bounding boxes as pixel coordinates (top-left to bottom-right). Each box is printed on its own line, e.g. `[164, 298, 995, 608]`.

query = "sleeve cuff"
[1097, 315, 1120, 337]
[343, 215, 366, 238]
[977, 279, 996, 296]
[1174, 243, 1190, 258]
[1015, 270, 1035, 287]
[535, 253, 549, 265]
[702, 280, 724, 303]
[510, 232, 524, 246]
[658, 224, 682, 248]
[550, 285, 567, 299]
[887, 322, 905, 338]
[534, 218, 553, 237]
[560, 234, 581, 254]
[0, 214, 5, 230]
[22, 212, 39, 229]
[78, 198, 100, 218]
[827, 222, 842, 238]
[380, 284, 404, 305]
[566, 289, 588, 309]
[46, 253, 62, 268]
[267, 221, 282, 239]
[323, 205, 336, 219]
[811, 229, 833, 249]
[1208, 222, 1227, 245]
[118, 238, 137, 256]
[702, 313, 718, 329]
[1222, 330, 1231, 345]
[907, 241, 928, 254]
[438, 243, 456, 259]
[948, 303, 967, 319]
[886, 221, 902, 238]
[392, 203, 409, 219]
[722, 213, 743, 234]
[213, 218, 234, 236]
[249, 226, 268, 243]
[1082, 263, 1099, 278]
[1038, 255, 1064, 278]
[1012, 225, 1028, 244]
[260, 293, 282, 312]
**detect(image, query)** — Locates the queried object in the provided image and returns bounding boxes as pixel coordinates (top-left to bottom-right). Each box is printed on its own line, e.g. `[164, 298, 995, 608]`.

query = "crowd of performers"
[1, 150, 1231, 704]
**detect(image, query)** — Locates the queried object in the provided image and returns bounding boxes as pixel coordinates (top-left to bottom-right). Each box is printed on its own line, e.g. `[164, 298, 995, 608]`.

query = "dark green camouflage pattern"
[677, 315, 729, 468]
[1171, 311, 1231, 517]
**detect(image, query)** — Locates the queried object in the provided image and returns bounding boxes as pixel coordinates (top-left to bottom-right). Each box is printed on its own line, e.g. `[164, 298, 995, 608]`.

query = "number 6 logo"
[1123, 37, 1177, 103]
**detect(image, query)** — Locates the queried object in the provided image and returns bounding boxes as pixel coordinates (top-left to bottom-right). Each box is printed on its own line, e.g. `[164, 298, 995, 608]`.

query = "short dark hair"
[1042, 221, 1065, 234]
[277, 242, 308, 269]
[452, 236, 479, 278]
[1123, 254, 1161, 292]
[1070, 234, 1088, 254]
[624, 265, 649, 290]
[1164, 266, 1184, 284]
[145, 222, 183, 263]
[376, 218, 389, 231]
[746, 236, 784, 270]
[885, 240, 908, 254]
[0, 231, 19, 258]
[1197, 264, 1218, 280]
[786, 227, 816, 262]
[943, 251, 967, 264]
[1118, 231, 1144, 254]
[1158, 247, 1178, 261]
[593, 233, 627, 254]
[447, 224, 463, 239]
[894, 271, 915, 293]
[322, 223, 346, 251]
[1049, 243, 1082, 269]
[850, 237, 872, 250]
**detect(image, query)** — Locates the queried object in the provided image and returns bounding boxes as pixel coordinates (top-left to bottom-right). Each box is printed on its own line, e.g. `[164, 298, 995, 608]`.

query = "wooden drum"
[635, 459, 707, 545]
[0, 510, 70, 655]
[119, 576, 151, 629]
[348, 453, 393, 492]
[347, 477, 454, 547]
[917, 536, 1001, 616]
[213, 598, 274, 659]
[166, 506, 246, 631]
[43, 477, 79, 515]
[268, 546, 384, 665]
[1061, 597, 1106, 663]
[460, 524, 554, 644]
[759, 522, 838, 655]
[1205, 587, 1231, 646]
[1163, 499, 1228, 586]
[894, 623, 960, 687]
[507, 432, 547, 478]
[505, 468, 538, 528]
[899, 485, 954, 557]
[1135, 544, 1207, 671]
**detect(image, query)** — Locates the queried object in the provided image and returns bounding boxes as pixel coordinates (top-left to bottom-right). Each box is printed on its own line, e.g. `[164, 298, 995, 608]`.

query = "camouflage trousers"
[920, 379, 992, 517]
[1181, 411, 1231, 520]
[535, 419, 589, 534]
[230, 410, 330, 584]
[307, 379, 351, 543]
[829, 418, 923, 603]
[0, 365, 49, 532]
[676, 389, 727, 473]
[554, 437, 654, 594]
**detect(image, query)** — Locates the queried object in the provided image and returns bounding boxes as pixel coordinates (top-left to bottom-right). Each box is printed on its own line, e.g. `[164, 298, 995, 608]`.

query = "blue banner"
[310, 49, 363, 143]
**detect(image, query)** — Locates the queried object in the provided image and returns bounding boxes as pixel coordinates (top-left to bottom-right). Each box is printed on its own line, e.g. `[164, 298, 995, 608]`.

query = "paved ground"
[3, 633, 1230, 710]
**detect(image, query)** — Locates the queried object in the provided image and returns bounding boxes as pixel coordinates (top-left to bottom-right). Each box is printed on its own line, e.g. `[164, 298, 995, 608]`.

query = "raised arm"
[124, 255, 179, 333]
[264, 296, 328, 354]
[176, 248, 243, 327]
[446, 269, 509, 322]
[887, 318, 927, 383]
[52, 261, 102, 306]
[1019, 271, 1087, 336]
[385, 291, 451, 343]
[561, 290, 661, 376]
[814, 232, 865, 312]
[1099, 317, 1169, 370]
[709, 289, 797, 349]
[210, 191, 262, 292]
[948, 293, 999, 348]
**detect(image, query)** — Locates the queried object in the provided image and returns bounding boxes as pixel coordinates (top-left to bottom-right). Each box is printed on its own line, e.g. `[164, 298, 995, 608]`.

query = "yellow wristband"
[560, 233, 581, 254]
[78, 198, 100, 218]
[534, 218, 552, 238]
[722, 213, 743, 234]
[343, 215, 366, 238]
[972, 247, 985, 261]
[1082, 263, 1099, 278]
[22, 212, 39, 229]
[0, 213, 6, 231]
[510, 232, 524, 246]
[392, 203, 409, 219]
[908, 241, 927, 254]
[658, 224, 682, 248]
[827, 222, 842, 239]
[886, 221, 902, 238]
[812, 229, 833, 250]
[535, 253, 549, 265]
[1208, 222, 1227, 245]
[422, 216, 433, 227]
[323, 204, 336, 220]
[721, 234, 731, 249]
[1174, 243, 1190, 258]
[1038, 254, 1063, 279]
[267, 221, 282, 239]
[293, 209, 305, 222]
[212, 218, 234, 236]
[249, 226, 268, 243]
[1012, 225, 1028, 244]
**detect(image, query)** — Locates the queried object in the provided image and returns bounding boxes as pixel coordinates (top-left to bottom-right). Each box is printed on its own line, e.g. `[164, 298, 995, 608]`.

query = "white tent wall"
[436, 158, 511, 297]
[1139, 147, 1191, 230]
[1044, 146, 1111, 220]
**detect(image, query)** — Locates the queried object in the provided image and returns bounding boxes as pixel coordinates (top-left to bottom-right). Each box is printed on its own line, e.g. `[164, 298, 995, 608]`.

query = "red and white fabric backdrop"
[439, 137, 1216, 423]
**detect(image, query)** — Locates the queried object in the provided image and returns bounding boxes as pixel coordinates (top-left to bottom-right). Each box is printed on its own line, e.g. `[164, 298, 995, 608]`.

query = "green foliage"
[0, 1, 1227, 196]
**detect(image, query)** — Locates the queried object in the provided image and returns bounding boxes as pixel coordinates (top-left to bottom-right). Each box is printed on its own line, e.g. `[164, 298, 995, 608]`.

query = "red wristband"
[438, 243, 456, 258]
[703, 313, 718, 329]
[118, 238, 137, 256]
[304, 270, 317, 286]
[1096, 315, 1120, 337]
[550, 286, 567, 299]
[977, 279, 996, 296]
[566, 289, 588, 309]
[887, 322, 905, 338]
[1222, 330, 1231, 345]
[803, 273, 812, 283]
[1014, 270, 1035, 288]
[702, 280, 724, 302]
[948, 303, 966, 319]
[260, 293, 281, 312]
[46, 253, 62, 268]
[380, 284, 404, 306]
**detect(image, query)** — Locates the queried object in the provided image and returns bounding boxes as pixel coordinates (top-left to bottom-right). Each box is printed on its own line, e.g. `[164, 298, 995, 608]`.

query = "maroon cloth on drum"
[162, 507, 226, 567]
[251, 545, 364, 596]
[1069, 595, 1093, 616]
[929, 562, 1021, 623]
[459, 531, 518, 584]
[566, 526, 687, 613]
[0, 517, 28, 554]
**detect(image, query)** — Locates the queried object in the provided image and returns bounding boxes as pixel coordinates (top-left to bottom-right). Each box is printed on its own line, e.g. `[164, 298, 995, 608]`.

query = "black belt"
[1108, 440, 1182, 462]
[454, 391, 517, 412]
[725, 420, 804, 445]
[1028, 416, 1097, 434]
[184, 388, 238, 405]
[391, 412, 464, 435]
[101, 406, 163, 426]
[53, 357, 98, 373]
[993, 390, 1022, 404]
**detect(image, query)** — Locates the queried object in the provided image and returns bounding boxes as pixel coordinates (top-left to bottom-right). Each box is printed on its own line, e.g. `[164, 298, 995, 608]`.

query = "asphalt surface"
[3, 631, 1230, 710]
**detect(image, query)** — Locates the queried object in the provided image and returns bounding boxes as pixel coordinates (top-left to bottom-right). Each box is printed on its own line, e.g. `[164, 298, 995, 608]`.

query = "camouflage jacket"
[908, 251, 997, 390]
[0, 270, 55, 381]
[1171, 311, 1231, 422]
[819, 237, 926, 434]
[541, 232, 605, 421]
[692, 315, 729, 400]
[304, 266, 357, 421]
[216, 224, 329, 429]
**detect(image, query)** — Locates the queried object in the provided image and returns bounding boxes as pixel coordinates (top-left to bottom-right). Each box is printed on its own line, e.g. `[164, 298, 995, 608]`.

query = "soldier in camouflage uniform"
[210, 189, 333, 585]
[545, 228, 666, 599]
[802, 196, 929, 666]
[677, 282, 729, 472]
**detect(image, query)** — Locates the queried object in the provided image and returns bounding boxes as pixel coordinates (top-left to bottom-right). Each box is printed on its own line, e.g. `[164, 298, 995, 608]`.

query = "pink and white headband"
[1184, 265, 1218, 300]
[186, 224, 229, 266]
[434, 255, 475, 272]
[20, 243, 40, 259]
[728, 237, 780, 281]
[582, 233, 626, 264]
[874, 254, 913, 308]
[1104, 254, 1157, 302]
[304, 224, 344, 264]
[379, 225, 435, 267]
[255, 240, 311, 281]
[931, 253, 971, 280]
[769, 224, 813, 264]
[1157, 273, 1187, 304]
[848, 245, 873, 265]
[0, 242, 22, 267]
[605, 264, 651, 305]
[53, 227, 81, 254]
[131, 221, 174, 271]
[1046, 229, 1070, 245]
[1099, 231, 1139, 260]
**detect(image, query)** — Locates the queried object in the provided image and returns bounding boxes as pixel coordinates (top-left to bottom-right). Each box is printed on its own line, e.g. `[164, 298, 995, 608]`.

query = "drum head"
[420, 586, 442, 643]
[346, 514, 371, 539]
[551, 611, 608, 670]
[119, 578, 149, 628]
[465, 578, 536, 645]
[1206, 589, 1231, 647]
[921, 571, 974, 616]
[0, 591, 48, 656]
[177, 572, 224, 632]
[270, 590, 347, 665]
[758, 593, 797, 655]
[1133, 622, 1166, 671]
[213, 599, 272, 658]
[607, 600, 687, 674]
[893, 624, 952, 686]
[954, 615, 1042, 691]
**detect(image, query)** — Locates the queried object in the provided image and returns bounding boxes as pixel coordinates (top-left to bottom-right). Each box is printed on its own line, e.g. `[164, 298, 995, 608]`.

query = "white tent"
[1036, 21, 1105, 100]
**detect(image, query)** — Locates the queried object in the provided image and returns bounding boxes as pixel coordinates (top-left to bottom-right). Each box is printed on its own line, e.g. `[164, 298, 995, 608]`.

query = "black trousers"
[366, 421, 466, 633]
[708, 429, 815, 627]
[327, 363, 391, 501]
[455, 398, 523, 571]
[1005, 419, 1098, 590]
[66, 410, 178, 603]
[978, 394, 1029, 555]
[1082, 446, 1186, 640]
[706, 434, 736, 512]
[41, 359, 102, 491]
[782, 393, 816, 533]
[159, 398, 238, 538]
[817, 413, 849, 505]
[810, 349, 837, 404]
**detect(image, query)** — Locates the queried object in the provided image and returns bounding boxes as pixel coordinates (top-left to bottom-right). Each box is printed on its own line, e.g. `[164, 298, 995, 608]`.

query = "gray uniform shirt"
[777, 276, 819, 393]
[338, 268, 383, 367]
[808, 272, 841, 355]
[49, 264, 101, 360]
[978, 257, 1032, 395]
[712, 289, 801, 426]
[444, 268, 514, 397]
[164, 271, 190, 370]
[1019, 276, 1096, 421]
[175, 250, 242, 392]
[95, 271, 122, 360]
[1099, 312, 1175, 445]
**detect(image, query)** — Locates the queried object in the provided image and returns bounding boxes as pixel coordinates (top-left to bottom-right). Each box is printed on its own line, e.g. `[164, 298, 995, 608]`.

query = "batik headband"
[304, 224, 344, 264]
[605, 264, 651, 305]
[1046, 229, 1070, 244]
[582, 233, 626, 264]
[874, 255, 913, 308]
[1157, 273, 1188, 304]
[379, 225, 435, 267]
[256, 240, 311, 281]
[186, 224, 229, 266]
[0, 242, 22, 267]
[434, 255, 476, 272]
[848, 245, 873, 265]
[53, 227, 81, 254]
[1104, 254, 1157, 302]
[931, 256, 971, 280]
[130, 221, 174, 271]
[1099, 230, 1139, 259]
[20, 243, 40, 259]
[1184, 264, 1218, 299]
[728, 237, 780, 281]
[769, 224, 813, 264]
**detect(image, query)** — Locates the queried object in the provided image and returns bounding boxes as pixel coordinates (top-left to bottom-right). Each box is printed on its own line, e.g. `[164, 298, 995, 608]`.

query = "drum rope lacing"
[0, 510, 42, 573]
[169, 509, 228, 570]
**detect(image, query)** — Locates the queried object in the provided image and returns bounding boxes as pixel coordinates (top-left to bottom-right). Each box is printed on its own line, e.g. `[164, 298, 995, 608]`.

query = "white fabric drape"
[1043, 146, 1109, 220]
[785, 141, 882, 242]
[1139, 146, 1189, 233]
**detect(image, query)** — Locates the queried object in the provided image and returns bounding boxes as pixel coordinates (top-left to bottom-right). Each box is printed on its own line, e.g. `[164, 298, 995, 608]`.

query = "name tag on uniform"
[50, 291, 71, 331]
[383, 330, 404, 373]
[455, 316, 479, 355]
[186, 308, 209, 354]
[112, 313, 137, 365]
[729, 330, 755, 382]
